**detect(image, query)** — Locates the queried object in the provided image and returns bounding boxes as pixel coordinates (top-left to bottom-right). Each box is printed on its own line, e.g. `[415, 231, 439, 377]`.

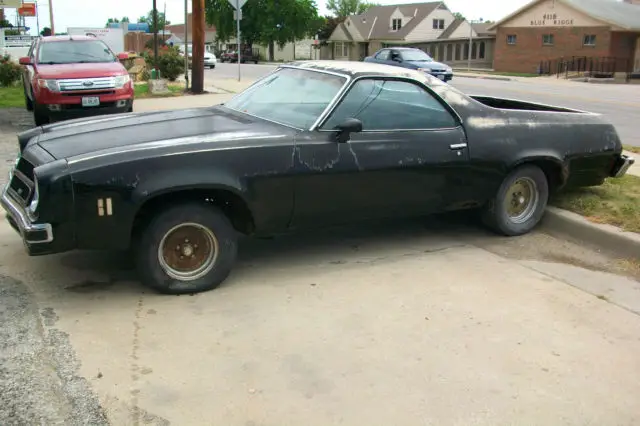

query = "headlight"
[37, 79, 60, 92]
[114, 74, 131, 89]
[417, 68, 432, 73]
[28, 175, 39, 216]
[446, 67, 453, 73]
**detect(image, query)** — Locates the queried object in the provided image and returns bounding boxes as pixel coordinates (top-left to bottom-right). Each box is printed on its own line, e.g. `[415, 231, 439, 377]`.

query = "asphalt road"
[207, 63, 640, 147]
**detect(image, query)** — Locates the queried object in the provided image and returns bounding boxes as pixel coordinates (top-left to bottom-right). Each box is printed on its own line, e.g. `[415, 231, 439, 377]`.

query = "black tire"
[33, 104, 49, 127]
[481, 164, 549, 236]
[254, 60, 258, 64]
[25, 88, 33, 111]
[136, 203, 238, 295]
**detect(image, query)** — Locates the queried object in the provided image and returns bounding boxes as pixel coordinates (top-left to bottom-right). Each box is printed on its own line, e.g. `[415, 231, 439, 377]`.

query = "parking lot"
[1, 72, 640, 425]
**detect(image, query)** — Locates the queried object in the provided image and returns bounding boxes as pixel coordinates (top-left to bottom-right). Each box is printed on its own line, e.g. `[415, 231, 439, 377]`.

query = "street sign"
[4, 35, 36, 47]
[226, 0, 247, 9]
[18, 3, 36, 16]
[233, 10, 242, 20]
[0, 0, 22, 8]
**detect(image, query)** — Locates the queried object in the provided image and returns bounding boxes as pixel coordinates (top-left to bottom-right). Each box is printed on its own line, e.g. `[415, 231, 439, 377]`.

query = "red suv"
[19, 35, 134, 126]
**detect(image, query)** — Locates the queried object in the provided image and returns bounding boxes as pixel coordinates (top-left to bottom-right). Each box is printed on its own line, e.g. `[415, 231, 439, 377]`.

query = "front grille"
[16, 157, 34, 180]
[58, 77, 116, 92]
[61, 90, 116, 96]
[8, 157, 36, 205]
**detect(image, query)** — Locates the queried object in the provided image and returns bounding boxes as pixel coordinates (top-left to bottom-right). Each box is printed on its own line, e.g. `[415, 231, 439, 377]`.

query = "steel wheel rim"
[158, 223, 219, 281]
[504, 177, 539, 224]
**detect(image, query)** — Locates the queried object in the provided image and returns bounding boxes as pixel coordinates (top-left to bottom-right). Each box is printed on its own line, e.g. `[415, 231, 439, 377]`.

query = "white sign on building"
[67, 27, 125, 54]
[0, 0, 23, 9]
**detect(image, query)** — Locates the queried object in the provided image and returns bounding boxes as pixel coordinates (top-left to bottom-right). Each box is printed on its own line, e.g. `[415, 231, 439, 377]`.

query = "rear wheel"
[482, 165, 549, 236]
[136, 203, 238, 295]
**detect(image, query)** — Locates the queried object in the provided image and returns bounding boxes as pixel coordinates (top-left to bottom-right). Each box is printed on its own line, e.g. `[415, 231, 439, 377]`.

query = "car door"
[290, 77, 472, 229]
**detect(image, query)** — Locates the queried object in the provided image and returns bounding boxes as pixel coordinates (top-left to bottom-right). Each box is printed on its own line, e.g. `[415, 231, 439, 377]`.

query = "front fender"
[131, 167, 247, 206]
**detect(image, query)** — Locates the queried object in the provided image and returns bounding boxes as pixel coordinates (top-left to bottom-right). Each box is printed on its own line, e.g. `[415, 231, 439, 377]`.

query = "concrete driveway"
[1, 211, 640, 425]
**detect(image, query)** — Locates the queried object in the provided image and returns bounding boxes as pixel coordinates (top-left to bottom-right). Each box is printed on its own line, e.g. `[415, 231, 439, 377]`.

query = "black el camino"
[1, 60, 634, 294]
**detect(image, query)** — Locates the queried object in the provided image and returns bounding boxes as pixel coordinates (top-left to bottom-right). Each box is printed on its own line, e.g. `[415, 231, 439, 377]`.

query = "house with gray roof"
[487, 0, 640, 74]
[327, 1, 496, 69]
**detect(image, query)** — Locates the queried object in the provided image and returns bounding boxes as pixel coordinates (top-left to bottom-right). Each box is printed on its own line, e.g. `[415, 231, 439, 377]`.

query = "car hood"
[35, 62, 128, 79]
[30, 106, 280, 160]
[405, 60, 449, 70]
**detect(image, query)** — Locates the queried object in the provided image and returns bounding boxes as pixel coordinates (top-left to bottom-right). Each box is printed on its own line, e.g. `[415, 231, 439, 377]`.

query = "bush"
[142, 46, 185, 81]
[0, 55, 22, 87]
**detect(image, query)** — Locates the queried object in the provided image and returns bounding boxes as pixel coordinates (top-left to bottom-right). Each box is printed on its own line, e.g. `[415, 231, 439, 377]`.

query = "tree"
[205, 0, 321, 60]
[140, 10, 170, 32]
[326, 0, 378, 17]
[316, 15, 344, 44]
[41, 27, 52, 36]
[453, 12, 465, 20]
[105, 18, 120, 27]
[121, 16, 130, 22]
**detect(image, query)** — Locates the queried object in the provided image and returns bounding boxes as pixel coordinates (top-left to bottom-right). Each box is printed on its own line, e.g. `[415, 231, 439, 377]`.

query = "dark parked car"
[2, 60, 634, 295]
[364, 47, 453, 81]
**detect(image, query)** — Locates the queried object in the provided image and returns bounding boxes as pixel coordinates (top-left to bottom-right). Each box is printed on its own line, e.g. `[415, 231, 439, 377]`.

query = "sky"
[2, 0, 533, 35]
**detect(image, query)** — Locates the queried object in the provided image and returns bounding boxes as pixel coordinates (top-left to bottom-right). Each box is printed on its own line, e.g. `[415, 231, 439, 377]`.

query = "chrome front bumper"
[1, 183, 53, 244]
[611, 154, 635, 178]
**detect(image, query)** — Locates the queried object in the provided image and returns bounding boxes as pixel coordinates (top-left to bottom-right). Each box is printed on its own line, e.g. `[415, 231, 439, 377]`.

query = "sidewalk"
[133, 92, 234, 113]
[623, 151, 639, 177]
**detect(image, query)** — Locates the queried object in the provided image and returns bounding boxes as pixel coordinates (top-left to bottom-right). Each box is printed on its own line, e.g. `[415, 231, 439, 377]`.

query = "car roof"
[286, 60, 436, 81]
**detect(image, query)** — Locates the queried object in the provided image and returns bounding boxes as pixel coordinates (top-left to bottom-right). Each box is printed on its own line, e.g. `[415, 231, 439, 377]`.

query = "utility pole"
[184, 0, 189, 90]
[48, 0, 55, 35]
[191, 0, 205, 93]
[153, 0, 158, 78]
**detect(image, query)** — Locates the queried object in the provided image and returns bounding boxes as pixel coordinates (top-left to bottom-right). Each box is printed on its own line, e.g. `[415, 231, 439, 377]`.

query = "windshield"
[38, 40, 117, 64]
[401, 50, 433, 62]
[224, 68, 347, 129]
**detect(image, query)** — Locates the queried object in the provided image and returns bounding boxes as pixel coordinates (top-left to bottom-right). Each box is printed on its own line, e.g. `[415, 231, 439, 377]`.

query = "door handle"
[449, 143, 467, 150]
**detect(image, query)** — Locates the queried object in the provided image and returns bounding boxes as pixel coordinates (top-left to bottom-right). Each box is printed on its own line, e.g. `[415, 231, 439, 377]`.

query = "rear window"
[38, 40, 117, 65]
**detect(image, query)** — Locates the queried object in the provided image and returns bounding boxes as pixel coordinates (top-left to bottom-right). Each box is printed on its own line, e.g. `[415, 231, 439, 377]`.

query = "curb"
[454, 74, 513, 82]
[540, 207, 640, 260]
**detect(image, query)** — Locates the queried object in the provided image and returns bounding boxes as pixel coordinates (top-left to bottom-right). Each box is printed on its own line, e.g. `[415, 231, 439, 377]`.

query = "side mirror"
[19, 57, 31, 66]
[334, 118, 363, 143]
[117, 52, 129, 60]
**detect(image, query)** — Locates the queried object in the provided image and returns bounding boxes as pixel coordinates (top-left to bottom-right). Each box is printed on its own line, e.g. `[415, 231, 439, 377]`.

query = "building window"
[446, 44, 453, 61]
[392, 18, 402, 31]
[464, 43, 469, 60]
[455, 44, 461, 60]
[433, 19, 445, 30]
[583, 34, 596, 46]
[334, 42, 348, 57]
[471, 42, 477, 59]
[479, 42, 485, 59]
[542, 34, 554, 45]
[507, 34, 517, 45]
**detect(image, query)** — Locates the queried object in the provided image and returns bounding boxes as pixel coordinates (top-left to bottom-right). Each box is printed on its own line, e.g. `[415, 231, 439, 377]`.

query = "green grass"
[550, 175, 640, 233]
[134, 82, 184, 99]
[623, 145, 640, 155]
[0, 84, 25, 108]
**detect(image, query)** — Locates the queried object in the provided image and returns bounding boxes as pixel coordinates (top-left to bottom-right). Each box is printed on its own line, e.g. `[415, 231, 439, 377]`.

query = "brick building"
[488, 0, 640, 74]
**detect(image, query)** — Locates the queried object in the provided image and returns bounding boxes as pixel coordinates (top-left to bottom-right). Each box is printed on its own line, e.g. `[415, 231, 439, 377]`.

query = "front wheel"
[136, 203, 238, 295]
[33, 104, 49, 127]
[481, 165, 549, 236]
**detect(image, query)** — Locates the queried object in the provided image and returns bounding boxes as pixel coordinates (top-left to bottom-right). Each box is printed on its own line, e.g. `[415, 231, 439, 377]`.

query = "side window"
[321, 79, 458, 131]
[375, 50, 390, 60]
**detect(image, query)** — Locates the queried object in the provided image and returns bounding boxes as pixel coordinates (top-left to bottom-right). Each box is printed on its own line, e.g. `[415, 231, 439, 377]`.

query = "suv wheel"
[136, 203, 238, 295]
[481, 164, 549, 236]
[33, 104, 49, 127]
[24, 88, 33, 111]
